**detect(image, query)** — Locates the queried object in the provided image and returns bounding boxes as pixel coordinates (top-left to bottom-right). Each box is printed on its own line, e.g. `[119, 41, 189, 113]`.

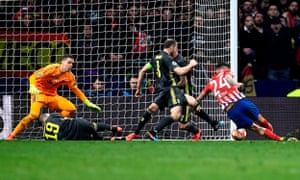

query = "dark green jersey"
[149, 51, 178, 92]
[43, 113, 95, 140]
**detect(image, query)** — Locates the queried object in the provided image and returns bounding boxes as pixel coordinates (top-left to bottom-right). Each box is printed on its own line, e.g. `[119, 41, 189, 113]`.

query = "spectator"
[71, 23, 99, 75]
[264, 4, 281, 27]
[282, 1, 300, 28]
[176, 0, 194, 57]
[282, 1, 300, 81]
[102, 47, 126, 96]
[254, 12, 265, 33]
[122, 75, 141, 96]
[46, 13, 65, 33]
[240, 15, 266, 80]
[264, 17, 293, 80]
[96, 3, 127, 61]
[152, 8, 178, 52]
[241, 1, 255, 17]
[85, 76, 110, 97]
[13, 10, 39, 32]
[276, 0, 289, 14]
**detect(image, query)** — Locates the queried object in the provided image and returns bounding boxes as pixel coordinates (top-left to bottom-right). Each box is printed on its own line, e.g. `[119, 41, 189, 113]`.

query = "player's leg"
[93, 122, 123, 135]
[7, 95, 44, 139]
[147, 87, 185, 140]
[256, 114, 273, 131]
[126, 90, 166, 141]
[178, 106, 202, 141]
[249, 123, 282, 141]
[147, 105, 182, 141]
[51, 95, 76, 117]
[227, 99, 282, 141]
[240, 98, 274, 132]
[185, 94, 223, 131]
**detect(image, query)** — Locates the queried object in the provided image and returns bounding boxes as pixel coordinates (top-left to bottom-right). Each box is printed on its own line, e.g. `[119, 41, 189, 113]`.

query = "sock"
[260, 118, 273, 131]
[12, 115, 33, 137]
[263, 129, 281, 141]
[195, 109, 214, 125]
[134, 109, 152, 134]
[184, 124, 199, 134]
[154, 116, 174, 134]
[97, 123, 111, 131]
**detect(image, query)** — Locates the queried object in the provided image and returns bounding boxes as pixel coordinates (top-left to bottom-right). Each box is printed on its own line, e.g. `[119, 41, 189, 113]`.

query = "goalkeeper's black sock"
[134, 108, 152, 134]
[154, 116, 174, 133]
[97, 123, 111, 131]
[184, 123, 199, 134]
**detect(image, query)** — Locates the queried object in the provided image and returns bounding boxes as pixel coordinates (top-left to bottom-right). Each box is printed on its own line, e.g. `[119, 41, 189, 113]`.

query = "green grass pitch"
[1, 140, 299, 180]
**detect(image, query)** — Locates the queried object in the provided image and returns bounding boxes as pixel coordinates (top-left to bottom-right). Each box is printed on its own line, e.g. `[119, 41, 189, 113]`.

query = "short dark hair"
[216, 62, 230, 69]
[163, 39, 177, 49]
[62, 54, 74, 60]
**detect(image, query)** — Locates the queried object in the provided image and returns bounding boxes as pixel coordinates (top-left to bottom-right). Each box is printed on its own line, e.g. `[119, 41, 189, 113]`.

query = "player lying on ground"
[196, 63, 297, 141]
[39, 113, 123, 140]
[6, 55, 101, 140]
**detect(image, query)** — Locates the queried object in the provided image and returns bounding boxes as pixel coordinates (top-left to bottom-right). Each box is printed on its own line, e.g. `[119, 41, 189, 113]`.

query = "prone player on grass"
[6, 55, 101, 140]
[196, 63, 296, 141]
[39, 113, 123, 140]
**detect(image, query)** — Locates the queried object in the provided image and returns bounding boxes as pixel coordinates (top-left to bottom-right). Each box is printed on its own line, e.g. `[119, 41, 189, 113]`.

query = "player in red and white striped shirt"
[196, 63, 293, 141]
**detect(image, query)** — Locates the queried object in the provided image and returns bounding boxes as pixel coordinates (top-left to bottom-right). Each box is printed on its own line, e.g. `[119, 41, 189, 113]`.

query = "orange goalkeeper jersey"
[29, 64, 87, 102]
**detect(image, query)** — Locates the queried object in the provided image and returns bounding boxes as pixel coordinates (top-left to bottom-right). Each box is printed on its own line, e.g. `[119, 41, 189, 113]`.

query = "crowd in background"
[0, 0, 299, 97]
[239, 0, 300, 81]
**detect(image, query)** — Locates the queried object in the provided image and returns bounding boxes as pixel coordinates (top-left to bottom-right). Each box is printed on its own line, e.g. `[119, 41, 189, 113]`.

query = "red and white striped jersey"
[202, 69, 245, 109]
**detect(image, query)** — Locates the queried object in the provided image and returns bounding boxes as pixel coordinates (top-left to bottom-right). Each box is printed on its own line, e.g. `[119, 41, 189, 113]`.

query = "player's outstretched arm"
[71, 85, 102, 112]
[173, 59, 198, 76]
[135, 63, 151, 98]
[84, 100, 102, 112]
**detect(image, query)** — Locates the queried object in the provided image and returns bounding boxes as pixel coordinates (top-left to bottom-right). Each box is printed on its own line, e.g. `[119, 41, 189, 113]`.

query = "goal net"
[0, 0, 234, 140]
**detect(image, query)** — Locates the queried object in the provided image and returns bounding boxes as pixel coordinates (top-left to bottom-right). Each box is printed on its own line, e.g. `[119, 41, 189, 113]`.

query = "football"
[232, 128, 247, 141]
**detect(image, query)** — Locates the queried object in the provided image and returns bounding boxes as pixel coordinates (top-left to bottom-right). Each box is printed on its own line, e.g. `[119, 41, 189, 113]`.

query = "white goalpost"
[0, 0, 237, 140]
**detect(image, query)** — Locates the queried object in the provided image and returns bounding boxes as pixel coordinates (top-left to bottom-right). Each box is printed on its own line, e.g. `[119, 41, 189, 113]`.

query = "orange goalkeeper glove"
[84, 100, 102, 112]
[29, 84, 40, 94]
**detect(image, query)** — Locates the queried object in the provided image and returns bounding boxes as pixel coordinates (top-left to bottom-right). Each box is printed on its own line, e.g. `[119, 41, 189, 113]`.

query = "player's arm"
[224, 74, 243, 88]
[196, 84, 211, 102]
[173, 59, 198, 76]
[28, 65, 57, 94]
[136, 63, 152, 98]
[68, 75, 102, 112]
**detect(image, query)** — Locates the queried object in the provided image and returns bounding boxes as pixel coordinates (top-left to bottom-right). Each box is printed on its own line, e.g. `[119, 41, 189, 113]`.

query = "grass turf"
[1, 140, 299, 180]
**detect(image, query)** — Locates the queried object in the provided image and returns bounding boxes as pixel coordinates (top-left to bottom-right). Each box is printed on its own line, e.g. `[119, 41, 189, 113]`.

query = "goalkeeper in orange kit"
[6, 55, 101, 140]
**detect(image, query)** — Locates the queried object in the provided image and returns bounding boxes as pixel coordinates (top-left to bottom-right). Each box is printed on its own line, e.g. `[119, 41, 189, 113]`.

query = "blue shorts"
[227, 98, 260, 129]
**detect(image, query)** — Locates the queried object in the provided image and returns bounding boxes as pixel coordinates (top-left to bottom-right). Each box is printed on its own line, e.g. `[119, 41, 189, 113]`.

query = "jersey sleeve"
[175, 55, 187, 67]
[67, 73, 88, 102]
[202, 81, 213, 94]
[29, 64, 58, 85]
[164, 56, 178, 71]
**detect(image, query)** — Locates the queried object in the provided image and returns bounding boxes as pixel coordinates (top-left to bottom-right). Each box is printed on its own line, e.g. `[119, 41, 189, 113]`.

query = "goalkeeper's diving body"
[6, 55, 101, 140]
[39, 113, 123, 140]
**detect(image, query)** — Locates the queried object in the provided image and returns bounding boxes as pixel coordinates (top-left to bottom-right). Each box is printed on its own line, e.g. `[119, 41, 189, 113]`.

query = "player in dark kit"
[173, 51, 224, 131]
[39, 113, 123, 140]
[126, 39, 200, 141]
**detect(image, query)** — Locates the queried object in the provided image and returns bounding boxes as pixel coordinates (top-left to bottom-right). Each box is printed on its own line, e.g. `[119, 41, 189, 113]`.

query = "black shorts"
[154, 87, 187, 110]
